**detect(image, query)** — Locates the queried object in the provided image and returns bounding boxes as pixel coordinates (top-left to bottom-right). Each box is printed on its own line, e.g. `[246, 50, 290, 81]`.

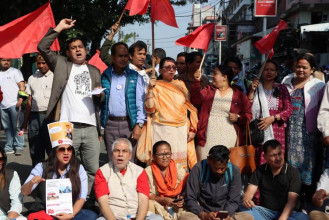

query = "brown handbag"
[229, 121, 256, 175]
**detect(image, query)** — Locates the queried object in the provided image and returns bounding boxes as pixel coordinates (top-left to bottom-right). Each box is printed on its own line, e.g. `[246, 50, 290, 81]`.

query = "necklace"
[218, 86, 230, 92]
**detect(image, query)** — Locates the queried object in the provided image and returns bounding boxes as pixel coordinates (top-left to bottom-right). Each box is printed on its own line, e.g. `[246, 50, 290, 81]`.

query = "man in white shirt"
[128, 41, 153, 90]
[37, 18, 103, 203]
[0, 58, 25, 155]
[21, 54, 53, 166]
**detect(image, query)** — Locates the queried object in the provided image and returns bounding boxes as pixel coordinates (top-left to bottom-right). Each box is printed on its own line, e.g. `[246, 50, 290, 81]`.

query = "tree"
[0, 0, 199, 57]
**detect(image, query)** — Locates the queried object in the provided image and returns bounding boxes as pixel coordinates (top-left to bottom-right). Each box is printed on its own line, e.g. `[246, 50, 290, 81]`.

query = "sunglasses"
[57, 146, 74, 153]
[162, 65, 177, 71]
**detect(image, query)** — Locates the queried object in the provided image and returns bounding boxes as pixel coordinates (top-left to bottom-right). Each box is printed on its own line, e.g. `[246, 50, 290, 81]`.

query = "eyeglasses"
[162, 65, 177, 71]
[57, 146, 74, 153]
[155, 153, 172, 158]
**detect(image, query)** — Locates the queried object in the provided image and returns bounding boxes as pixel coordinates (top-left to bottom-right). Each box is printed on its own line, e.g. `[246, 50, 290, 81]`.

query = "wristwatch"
[138, 123, 144, 128]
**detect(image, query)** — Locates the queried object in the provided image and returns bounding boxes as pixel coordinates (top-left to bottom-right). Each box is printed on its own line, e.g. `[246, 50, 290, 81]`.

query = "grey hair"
[111, 138, 133, 152]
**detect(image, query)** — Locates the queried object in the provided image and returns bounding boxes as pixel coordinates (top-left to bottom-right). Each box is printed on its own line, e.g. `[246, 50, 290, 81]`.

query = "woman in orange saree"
[137, 57, 198, 170]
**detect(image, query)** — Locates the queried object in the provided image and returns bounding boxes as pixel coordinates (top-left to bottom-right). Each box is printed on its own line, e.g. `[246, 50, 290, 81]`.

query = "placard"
[215, 25, 227, 41]
[46, 178, 73, 215]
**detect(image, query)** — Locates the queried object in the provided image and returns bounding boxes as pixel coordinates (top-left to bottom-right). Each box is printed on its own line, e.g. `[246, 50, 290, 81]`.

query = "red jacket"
[0, 87, 2, 103]
[191, 81, 252, 147]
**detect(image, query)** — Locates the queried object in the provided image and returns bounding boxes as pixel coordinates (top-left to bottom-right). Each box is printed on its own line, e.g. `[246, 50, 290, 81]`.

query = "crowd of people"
[1, 17, 329, 220]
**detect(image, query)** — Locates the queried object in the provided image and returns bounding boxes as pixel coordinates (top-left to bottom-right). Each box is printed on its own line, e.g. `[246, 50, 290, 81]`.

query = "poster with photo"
[46, 178, 73, 215]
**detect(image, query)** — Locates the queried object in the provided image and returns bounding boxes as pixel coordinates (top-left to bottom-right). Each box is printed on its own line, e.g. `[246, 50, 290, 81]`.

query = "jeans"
[239, 205, 309, 220]
[72, 209, 98, 220]
[28, 112, 52, 166]
[97, 213, 163, 220]
[0, 105, 24, 151]
[72, 126, 100, 200]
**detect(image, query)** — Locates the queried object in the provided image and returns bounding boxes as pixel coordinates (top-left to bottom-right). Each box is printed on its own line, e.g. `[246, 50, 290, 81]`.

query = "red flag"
[125, 0, 150, 16]
[88, 50, 107, 73]
[255, 20, 287, 56]
[175, 23, 215, 51]
[151, 0, 178, 28]
[0, 2, 60, 58]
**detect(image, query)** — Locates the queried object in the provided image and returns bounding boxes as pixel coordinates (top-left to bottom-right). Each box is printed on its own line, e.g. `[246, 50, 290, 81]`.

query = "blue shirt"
[108, 70, 146, 123]
[25, 163, 88, 201]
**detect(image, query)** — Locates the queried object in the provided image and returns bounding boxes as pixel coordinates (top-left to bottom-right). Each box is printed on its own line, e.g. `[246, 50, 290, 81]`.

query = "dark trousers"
[104, 119, 137, 162]
[28, 112, 52, 167]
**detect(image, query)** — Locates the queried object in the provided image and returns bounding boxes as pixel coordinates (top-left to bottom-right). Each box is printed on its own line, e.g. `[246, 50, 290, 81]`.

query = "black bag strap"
[256, 88, 263, 118]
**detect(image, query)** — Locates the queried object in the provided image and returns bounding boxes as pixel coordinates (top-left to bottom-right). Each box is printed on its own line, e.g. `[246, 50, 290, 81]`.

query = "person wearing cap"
[21, 53, 54, 167]
[0, 147, 26, 220]
[21, 122, 98, 220]
[94, 138, 163, 220]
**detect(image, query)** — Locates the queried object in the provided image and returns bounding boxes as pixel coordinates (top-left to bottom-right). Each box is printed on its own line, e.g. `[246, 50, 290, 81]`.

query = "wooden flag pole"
[118, 10, 126, 24]
[151, 21, 156, 77]
[199, 51, 207, 71]
[257, 52, 270, 78]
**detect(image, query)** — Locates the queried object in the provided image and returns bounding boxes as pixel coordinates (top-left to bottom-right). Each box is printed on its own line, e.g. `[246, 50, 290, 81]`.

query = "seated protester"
[146, 141, 189, 220]
[0, 147, 26, 220]
[180, 145, 252, 220]
[21, 121, 97, 220]
[241, 139, 308, 220]
[309, 168, 329, 220]
[94, 138, 163, 220]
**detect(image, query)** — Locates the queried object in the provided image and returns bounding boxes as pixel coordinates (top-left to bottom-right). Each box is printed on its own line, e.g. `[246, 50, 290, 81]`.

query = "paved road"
[0, 130, 108, 214]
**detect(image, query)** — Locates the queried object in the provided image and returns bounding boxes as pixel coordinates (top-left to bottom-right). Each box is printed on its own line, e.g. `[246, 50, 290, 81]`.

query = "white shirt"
[129, 63, 149, 91]
[0, 67, 24, 109]
[25, 70, 53, 112]
[317, 169, 329, 214]
[0, 171, 23, 217]
[60, 64, 96, 126]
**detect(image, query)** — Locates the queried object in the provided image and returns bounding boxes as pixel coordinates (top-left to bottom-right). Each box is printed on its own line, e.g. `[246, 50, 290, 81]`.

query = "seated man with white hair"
[94, 138, 163, 220]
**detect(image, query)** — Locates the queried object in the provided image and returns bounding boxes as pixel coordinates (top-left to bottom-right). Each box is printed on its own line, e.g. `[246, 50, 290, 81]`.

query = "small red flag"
[255, 20, 287, 56]
[151, 0, 178, 28]
[175, 23, 215, 51]
[0, 2, 60, 59]
[125, 0, 150, 16]
[88, 50, 107, 73]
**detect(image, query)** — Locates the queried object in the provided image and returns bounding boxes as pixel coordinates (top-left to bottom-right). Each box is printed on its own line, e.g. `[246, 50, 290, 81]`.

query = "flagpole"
[257, 52, 270, 78]
[199, 52, 207, 71]
[118, 10, 126, 24]
[151, 21, 156, 76]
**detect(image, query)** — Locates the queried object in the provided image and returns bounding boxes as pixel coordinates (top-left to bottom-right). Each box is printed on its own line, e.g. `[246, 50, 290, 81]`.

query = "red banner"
[255, 0, 277, 17]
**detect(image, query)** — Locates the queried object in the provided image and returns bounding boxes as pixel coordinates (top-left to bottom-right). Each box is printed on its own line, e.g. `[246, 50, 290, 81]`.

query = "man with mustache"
[21, 53, 53, 166]
[37, 18, 103, 205]
[241, 139, 308, 220]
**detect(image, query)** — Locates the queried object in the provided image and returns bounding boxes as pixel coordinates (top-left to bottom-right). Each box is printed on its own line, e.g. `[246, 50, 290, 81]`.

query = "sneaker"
[15, 149, 23, 156]
[5, 149, 15, 155]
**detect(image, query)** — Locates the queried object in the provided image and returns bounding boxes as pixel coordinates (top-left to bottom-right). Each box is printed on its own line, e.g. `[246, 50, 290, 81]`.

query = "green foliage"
[0, 0, 190, 57]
